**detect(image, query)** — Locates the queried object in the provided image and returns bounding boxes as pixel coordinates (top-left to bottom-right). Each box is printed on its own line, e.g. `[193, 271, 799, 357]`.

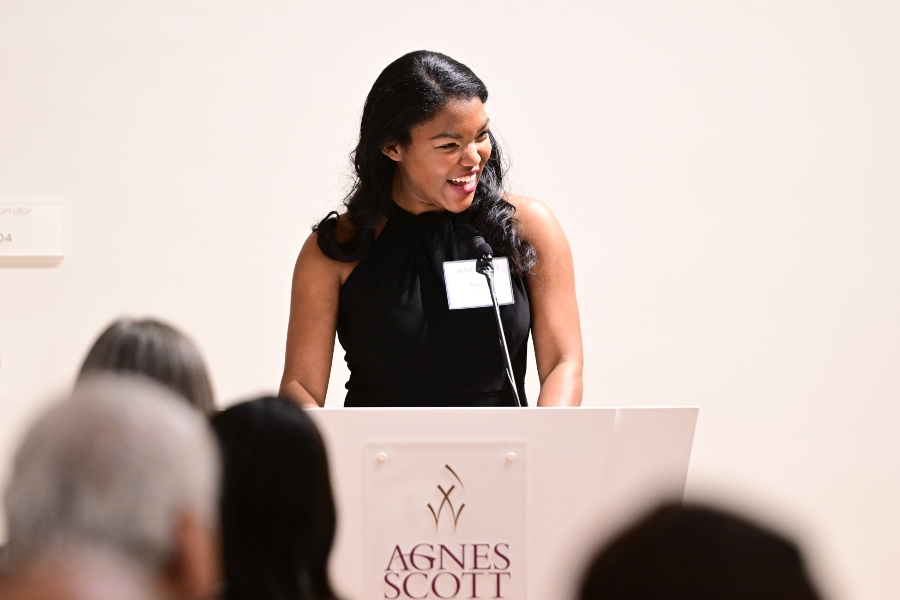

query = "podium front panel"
[308, 407, 697, 600]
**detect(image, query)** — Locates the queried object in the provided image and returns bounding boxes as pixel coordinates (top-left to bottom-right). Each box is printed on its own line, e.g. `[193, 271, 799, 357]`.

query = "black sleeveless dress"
[337, 203, 531, 407]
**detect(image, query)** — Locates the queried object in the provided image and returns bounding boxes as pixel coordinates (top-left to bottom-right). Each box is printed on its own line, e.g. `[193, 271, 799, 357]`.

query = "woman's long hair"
[315, 50, 536, 274]
[212, 397, 339, 600]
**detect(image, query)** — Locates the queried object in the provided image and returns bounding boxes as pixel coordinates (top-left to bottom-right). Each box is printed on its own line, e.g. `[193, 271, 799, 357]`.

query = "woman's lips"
[448, 172, 478, 194]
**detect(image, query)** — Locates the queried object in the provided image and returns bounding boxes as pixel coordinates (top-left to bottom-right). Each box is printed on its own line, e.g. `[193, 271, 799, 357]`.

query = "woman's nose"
[460, 143, 481, 167]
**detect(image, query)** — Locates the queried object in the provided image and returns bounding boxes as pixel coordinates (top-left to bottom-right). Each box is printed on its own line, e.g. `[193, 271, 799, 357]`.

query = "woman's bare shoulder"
[295, 217, 351, 281]
[503, 193, 562, 241]
[296, 212, 385, 284]
[319, 211, 388, 243]
[299, 213, 354, 259]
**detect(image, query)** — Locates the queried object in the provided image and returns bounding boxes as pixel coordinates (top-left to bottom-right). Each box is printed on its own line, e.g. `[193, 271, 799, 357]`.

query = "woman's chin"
[441, 192, 476, 213]
[447, 200, 474, 213]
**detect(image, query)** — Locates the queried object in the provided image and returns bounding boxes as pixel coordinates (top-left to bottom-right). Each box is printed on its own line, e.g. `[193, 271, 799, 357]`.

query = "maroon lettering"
[384, 542, 515, 598]
[492, 572, 511, 598]
[431, 572, 462, 599]
[492, 543, 511, 570]
[439, 544, 466, 570]
[473, 544, 490, 570]
[462, 571, 485, 598]
[409, 544, 435, 571]
[383, 572, 401, 599]
[402, 572, 428, 600]
[386, 545, 409, 571]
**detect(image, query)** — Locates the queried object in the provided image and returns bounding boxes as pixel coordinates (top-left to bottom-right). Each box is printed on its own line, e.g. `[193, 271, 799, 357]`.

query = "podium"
[308, 407, 698, 600]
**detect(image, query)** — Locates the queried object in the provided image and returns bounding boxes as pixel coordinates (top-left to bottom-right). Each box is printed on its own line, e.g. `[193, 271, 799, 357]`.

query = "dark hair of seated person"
[77, 317, 216, 414]
[211, 397, 339, 600]
[579, 502, 822, 600]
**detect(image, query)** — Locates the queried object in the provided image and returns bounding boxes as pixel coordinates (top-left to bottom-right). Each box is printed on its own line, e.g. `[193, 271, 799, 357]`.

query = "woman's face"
[383, 97, 492, 214]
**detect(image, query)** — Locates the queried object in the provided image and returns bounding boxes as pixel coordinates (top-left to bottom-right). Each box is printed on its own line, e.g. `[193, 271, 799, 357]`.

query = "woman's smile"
[448, 170, 479, 194]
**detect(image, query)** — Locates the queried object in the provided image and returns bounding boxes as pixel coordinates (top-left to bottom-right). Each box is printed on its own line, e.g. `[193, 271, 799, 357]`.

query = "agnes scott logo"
[428, 465, 466, 531]
[382, 462, 514, 599]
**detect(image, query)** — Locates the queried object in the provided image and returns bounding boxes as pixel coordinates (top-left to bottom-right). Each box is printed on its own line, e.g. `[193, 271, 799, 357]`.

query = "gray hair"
[3, 375, 220, 568]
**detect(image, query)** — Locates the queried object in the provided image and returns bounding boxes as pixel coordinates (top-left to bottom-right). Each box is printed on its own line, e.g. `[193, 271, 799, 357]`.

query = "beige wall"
[1, 1, 898, 597]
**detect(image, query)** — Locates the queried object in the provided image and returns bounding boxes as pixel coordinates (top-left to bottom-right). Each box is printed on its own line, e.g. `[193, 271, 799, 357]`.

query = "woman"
[281, 50, 582, 407]
[78, 317, 216, 414]
[211, 396, 339, 600]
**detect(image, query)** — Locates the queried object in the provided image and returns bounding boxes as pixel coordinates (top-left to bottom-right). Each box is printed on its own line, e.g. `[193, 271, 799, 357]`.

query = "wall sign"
[0, 199, 65, 266]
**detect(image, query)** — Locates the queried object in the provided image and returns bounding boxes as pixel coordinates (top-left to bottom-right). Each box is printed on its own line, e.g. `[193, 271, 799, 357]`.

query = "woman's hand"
[512, 196, 584, 406]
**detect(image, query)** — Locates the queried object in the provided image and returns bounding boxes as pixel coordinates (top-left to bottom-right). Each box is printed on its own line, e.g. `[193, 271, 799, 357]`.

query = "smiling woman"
[280, 50, 583, 408]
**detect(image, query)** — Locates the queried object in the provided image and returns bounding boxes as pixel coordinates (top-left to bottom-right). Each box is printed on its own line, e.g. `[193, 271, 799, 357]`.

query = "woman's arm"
[280, 231, 351, 408]
[513, 196, 584, 406]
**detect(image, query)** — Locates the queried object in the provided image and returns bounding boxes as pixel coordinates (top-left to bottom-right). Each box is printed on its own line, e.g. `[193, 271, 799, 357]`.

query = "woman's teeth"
[449, 174, 477, 184]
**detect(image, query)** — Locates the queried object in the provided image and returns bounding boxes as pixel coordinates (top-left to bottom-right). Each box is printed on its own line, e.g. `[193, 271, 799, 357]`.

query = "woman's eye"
[477, 130, 490, 140]
[438, 143, 457, 149]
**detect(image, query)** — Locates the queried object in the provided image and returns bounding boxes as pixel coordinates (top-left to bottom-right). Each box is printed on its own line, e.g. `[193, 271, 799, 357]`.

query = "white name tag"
[442, 258, 515, 310]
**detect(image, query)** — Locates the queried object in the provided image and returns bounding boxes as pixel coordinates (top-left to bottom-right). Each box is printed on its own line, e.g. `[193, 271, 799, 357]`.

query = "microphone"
[472, 236, 493, 260]
[470, 236, 523, 407]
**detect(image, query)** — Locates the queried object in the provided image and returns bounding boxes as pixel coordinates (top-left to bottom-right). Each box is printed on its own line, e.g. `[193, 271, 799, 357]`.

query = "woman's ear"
[382, 141, 402, 162]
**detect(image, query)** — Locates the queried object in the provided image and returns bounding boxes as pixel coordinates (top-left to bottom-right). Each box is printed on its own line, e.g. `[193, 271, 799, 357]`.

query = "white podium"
[309, 407, 698, 600]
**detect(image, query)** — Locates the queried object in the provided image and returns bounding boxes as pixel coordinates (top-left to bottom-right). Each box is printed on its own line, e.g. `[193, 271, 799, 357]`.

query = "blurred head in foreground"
[579, 503, 822, 600]
[3, 375, 222, 600]
[211, 397, 338, 600]
[78, 317, 216, 414]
